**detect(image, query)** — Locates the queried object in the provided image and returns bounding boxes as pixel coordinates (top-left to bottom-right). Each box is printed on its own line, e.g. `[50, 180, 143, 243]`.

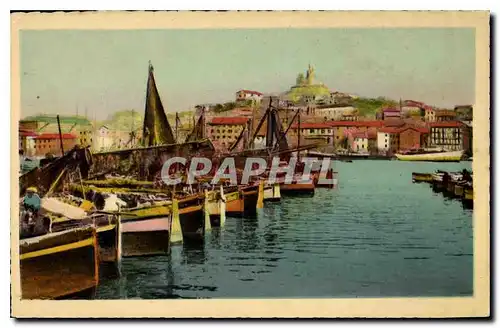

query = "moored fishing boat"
[177, 193, 207, 242]
[412, 172, 434, 183]
[205, 186, 226, 227]
[120, 201, 173, 256]
[395, 149, 464, 162]
[264, 182, 281, 202]
[454, 182, 465, 198]
[20, 225, 99, 299]
[462, 183, 474, 208]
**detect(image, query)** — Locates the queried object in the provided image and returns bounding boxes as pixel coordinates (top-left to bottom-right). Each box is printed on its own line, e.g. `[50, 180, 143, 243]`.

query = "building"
[349, 130, 377, 154]
[19, 129, 38, 157]
[32, 133, 77, 157]
[424, 107, 437, 122]
[377, 127, 400, 155]
[330, 91, 354, 105]
[289, 122, 333, 145]
[434, 109, 457, 122]
[382, 108, 401, 120]
[314, 105, 356, 121]
[207, 116, 249, 149]
[235, 90, 263, 103]
[19, 115, 94, 148]
[92, 125, 113, 151]
[428, 121, 465, 151]
[340, 111, 359, 121]
[455, 105, 473, 121]
[398, 126, 429, 151]
[329, 120, 384, 148]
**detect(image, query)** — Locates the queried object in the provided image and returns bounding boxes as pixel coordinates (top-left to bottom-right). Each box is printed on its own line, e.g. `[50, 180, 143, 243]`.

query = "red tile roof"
[209, 117, 249, 125]
[428, 121, 464, 128]
[290, 122, 332, 129]
[237, 89, 263, 96]
[19, 130, 38, 137]
[328, 120, 384, 128]
[435, 110, 456, 117]
[383, 107, 401, 112]
[399, 126, 430, 134]
[36, 133, 76, 139]
[379, 127, 400, 133]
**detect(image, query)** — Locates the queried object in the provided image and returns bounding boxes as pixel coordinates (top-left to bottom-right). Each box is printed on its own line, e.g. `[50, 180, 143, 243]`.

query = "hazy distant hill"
[103, 109, 194, 132]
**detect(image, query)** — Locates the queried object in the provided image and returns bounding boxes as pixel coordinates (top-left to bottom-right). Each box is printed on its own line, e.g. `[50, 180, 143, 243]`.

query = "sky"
[20, 28, 475, 120]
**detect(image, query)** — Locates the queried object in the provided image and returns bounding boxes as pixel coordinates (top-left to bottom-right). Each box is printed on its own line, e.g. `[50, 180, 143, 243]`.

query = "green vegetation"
[287, 84, 330, 103]
[212, 102, 238, 113]
[104, 110, 143, 131]
[352, 97, 397, 117]
[21, 115, 92, 126]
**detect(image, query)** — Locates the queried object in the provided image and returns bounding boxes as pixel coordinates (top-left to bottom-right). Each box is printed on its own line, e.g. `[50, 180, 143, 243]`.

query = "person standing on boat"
[20, 186, 46, 238]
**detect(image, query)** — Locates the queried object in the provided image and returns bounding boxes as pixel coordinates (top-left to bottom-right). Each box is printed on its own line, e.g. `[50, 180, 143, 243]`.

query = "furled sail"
[142, 63, 176, 146]
[185, 113, 205, 142]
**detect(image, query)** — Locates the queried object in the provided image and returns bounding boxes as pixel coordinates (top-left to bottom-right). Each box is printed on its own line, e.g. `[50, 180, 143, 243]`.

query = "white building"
[377, 127, 400, 154]
[314, 106, 356, 120]
[235, 90, 263, 102]
[92, 125, 113, 152]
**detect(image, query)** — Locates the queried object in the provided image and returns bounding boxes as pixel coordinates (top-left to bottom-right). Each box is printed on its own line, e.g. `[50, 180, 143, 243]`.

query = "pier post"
[257, 180, 264, 209]
[170, 198, 183, 244]
[204, 189, 211, 232]
[219, 185, 226, 227]
[273, 182, 281, 199]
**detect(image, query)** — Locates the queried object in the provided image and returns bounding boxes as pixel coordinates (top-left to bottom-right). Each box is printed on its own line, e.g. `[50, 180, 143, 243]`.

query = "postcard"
[11, 11, 490, 318]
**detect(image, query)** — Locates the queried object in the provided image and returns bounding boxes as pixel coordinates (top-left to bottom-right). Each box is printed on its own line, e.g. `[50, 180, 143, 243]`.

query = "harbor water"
[96, 160, 473, 299]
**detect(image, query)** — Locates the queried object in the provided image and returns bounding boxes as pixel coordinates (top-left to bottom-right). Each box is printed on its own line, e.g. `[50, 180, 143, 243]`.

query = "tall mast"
[297, 108, 301, 161]
[56, 115, 64, 156]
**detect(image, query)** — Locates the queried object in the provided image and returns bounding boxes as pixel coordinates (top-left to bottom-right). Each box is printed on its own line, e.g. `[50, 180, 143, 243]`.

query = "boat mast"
[56, 115, 64, 156]
[297, 108, 301, 161]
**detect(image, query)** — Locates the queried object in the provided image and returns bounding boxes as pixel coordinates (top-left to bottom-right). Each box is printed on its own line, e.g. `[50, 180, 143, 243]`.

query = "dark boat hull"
[19, 226, 99, 300]
[121, 216, 171, 257]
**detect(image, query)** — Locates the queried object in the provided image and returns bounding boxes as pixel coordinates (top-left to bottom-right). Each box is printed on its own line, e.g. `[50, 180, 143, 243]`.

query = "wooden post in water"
[256, 180, 264, 209]
[170, 197, 183, 244]
[56, 115, 64, 156]
[204, 189, 211, 232]
[219, 184, 226, 227]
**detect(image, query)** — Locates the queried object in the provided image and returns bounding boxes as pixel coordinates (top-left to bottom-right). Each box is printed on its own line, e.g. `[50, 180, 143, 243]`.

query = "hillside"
[351, 97, 398, 117]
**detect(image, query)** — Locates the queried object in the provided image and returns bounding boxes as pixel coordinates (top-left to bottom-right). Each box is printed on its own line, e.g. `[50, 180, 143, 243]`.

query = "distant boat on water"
[395, 148, 464, 162]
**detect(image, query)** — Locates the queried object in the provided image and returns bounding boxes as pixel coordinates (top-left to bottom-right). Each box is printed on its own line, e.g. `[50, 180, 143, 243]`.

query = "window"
[309, 129, 314, 133]
[321, 129, 325, 134]
[385, 134, 388, 137]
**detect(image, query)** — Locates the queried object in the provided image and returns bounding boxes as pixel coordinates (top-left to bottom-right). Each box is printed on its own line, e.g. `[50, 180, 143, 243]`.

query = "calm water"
[96, 160, 473, 299]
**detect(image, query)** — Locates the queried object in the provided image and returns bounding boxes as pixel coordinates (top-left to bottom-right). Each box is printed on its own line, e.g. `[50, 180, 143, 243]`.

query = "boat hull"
[225, 190, 244, 217]
[19, 226, 99, 300]
[121, 213, 171, 257]
[412, 172, 434, 183]
[280, 182, 315, 196]
[396, 150, 464, 162]
[264, 183, 281, 202]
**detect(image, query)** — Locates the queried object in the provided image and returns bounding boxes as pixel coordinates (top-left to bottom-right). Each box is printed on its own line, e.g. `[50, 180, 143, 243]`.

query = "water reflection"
[181, 243, 207, 265]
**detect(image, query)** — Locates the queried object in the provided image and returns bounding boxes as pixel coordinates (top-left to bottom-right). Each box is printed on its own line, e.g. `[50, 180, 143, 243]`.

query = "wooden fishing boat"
[225, 183, 263, 217]
[205, 186, 226, 227]
[19, 225, 99, 299]
[177, 193, 207, 242]
[51, 214, 120, 263]
[454, 182, 465, 198]
[120, 202, 173, 257]
[280, 181, 315, 196]
[264, 182, 281, 202]
[395, 149, 464, 162]
[412, 172, 434, 183]
[462, 184, 474, 208]
[225, 186, 244, 217]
